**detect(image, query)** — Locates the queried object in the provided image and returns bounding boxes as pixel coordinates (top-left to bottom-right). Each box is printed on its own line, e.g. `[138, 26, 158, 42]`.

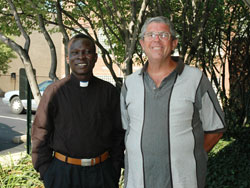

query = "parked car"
[2, 80, 53, 114]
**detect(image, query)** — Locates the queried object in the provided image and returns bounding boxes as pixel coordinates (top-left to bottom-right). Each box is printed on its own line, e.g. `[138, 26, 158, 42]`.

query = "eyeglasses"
[144, 32, 171, 41]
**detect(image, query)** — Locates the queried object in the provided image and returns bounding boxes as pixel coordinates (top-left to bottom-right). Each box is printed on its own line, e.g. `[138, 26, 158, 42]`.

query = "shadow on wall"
[0, 88, 4, 97]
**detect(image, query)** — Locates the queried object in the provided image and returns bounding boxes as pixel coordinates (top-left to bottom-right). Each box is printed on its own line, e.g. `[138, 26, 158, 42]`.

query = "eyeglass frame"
[143, 32, 172, 41]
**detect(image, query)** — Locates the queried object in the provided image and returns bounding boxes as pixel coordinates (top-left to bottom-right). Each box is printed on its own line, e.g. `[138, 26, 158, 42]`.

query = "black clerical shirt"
[32, 74, 125, 177]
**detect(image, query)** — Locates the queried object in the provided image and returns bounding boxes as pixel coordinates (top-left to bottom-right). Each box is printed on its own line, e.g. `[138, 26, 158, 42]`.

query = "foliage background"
[0, 0, 249, 187]
[1, 0, 249, 128]
[0, 42, 15, 75]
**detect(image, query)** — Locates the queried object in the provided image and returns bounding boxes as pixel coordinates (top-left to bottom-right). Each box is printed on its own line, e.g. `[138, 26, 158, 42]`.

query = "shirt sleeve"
[109, 86, 125, 175]
[120, 82, 130, 130]
[198, 73, 226, 133]
[31, 85, 55, 179]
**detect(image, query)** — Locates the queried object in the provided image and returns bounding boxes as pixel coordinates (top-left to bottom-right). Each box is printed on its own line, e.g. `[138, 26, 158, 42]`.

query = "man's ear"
[172, 39, 178, 51]
[94, 53, 98, 63]
[66, 56, 69, 64]
[139, 39, 145, 51]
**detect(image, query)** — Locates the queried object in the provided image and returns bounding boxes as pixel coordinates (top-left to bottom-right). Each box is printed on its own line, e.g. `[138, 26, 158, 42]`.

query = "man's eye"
[151, 34, 156, 38]
[145, 33, 154, 38]
[148, 33, 154, 37]
[161, 34, 168, 38]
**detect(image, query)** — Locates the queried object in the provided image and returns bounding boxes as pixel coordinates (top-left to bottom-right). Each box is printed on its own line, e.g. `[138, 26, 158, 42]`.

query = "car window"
[38, 80, 53, 91]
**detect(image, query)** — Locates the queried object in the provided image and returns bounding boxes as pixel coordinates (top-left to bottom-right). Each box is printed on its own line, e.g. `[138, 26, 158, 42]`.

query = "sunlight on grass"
[0, 154, 44, 188]
[209, 138, 235, 156]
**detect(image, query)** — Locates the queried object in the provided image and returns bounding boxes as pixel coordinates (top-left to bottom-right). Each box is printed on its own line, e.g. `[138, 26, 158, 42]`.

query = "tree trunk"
[0, 34, 41, 105]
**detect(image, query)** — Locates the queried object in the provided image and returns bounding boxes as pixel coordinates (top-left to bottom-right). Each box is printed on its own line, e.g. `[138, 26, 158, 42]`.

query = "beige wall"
[0, 28, 63, 92]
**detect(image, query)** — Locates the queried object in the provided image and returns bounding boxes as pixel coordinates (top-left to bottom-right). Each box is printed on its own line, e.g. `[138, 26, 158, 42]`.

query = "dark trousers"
[43, 158, 119, 188]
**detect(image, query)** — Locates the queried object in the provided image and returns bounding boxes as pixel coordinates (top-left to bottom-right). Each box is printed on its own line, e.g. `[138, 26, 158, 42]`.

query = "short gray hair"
[139, 16, 177, 40]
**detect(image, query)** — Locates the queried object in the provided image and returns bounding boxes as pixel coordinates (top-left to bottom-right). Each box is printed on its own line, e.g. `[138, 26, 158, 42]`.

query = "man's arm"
[120, 83, 129, 130]
[109, 87, 125, 179]
[31, 85, 55, 179]
[199, 73, 226, 153]
[204, 132, 223, 152]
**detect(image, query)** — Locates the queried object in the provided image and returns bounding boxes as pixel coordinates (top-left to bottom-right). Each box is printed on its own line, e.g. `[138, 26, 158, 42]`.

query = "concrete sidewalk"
[0, 151, 27, 167]
[0, 135, 28, 167]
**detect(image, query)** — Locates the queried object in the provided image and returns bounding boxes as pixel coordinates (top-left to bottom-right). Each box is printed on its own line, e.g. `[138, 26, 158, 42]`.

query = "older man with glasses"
[120, 16, 226, 188]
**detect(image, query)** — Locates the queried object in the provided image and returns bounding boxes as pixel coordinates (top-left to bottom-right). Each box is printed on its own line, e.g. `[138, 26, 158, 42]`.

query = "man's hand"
[204, 132, 223, 152]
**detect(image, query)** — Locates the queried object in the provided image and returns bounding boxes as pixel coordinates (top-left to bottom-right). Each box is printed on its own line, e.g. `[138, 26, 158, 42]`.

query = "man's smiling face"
[140, 22, 177, 62]
[68, 38, 97, 79]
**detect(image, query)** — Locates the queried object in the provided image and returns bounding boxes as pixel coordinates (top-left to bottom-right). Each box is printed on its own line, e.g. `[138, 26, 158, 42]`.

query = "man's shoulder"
[92, 76, 121, 95]
[44, 76, 70, 94]
[123, 69, 143, 92]
[183, 64, 201, 72]
[125, 69, 142, 82]
[182, 64, 202, 78]
[93, 76, 116, 88]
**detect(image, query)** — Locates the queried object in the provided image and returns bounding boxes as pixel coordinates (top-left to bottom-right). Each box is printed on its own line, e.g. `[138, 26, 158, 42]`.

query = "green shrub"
[206, 127, 250, 188]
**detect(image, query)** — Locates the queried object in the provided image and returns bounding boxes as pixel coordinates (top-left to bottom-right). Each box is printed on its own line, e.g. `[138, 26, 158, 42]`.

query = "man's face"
[68, 38, 97, 79]
[140, 22, 178, 61]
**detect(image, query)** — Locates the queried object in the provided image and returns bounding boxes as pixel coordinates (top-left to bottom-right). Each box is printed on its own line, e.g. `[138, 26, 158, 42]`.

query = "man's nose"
[78, 51, 87, 59]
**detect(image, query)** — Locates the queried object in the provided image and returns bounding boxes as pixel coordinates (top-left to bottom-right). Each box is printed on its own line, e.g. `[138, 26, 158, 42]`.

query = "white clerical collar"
[79, 81, 89, 87]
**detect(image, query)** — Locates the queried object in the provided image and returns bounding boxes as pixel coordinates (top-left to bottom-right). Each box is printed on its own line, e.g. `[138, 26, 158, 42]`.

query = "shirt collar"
[139, 56, 185, 75]
[70, 74, 94, 87]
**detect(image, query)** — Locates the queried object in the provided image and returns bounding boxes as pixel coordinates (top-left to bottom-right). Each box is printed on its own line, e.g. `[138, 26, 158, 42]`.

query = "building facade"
[0, 29, 122, 94]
